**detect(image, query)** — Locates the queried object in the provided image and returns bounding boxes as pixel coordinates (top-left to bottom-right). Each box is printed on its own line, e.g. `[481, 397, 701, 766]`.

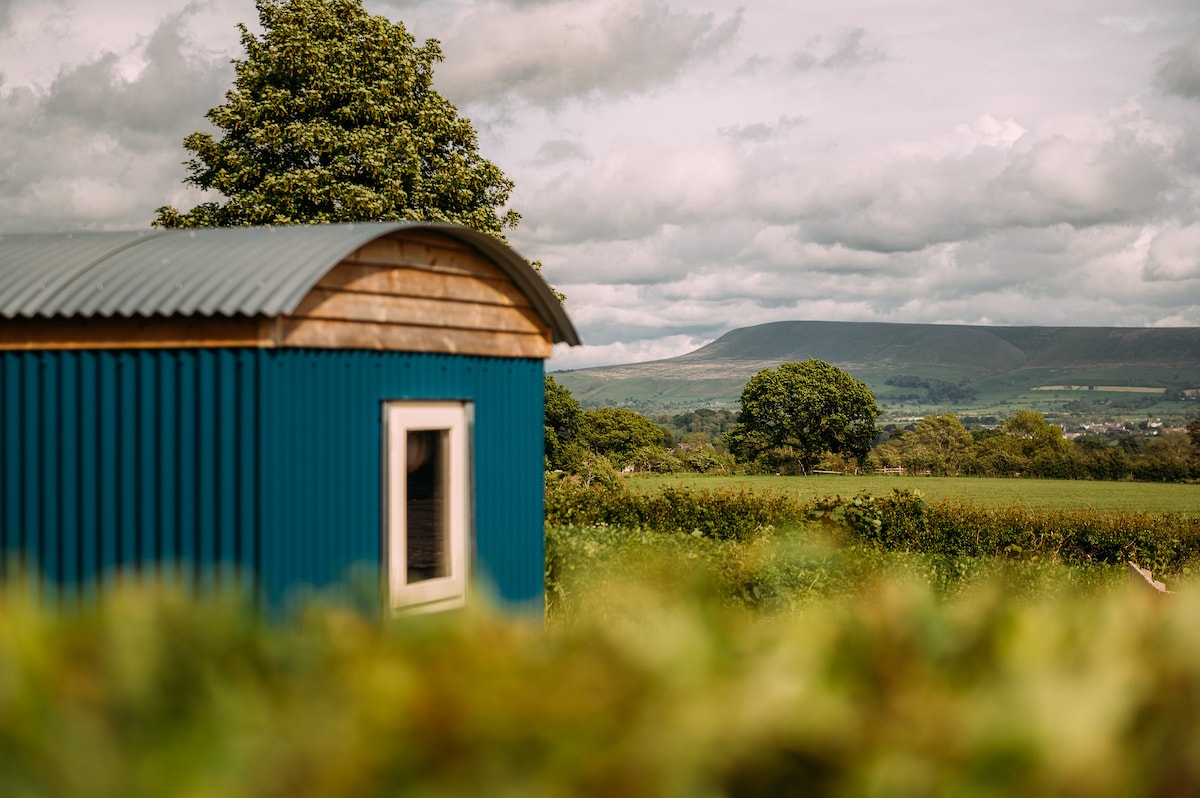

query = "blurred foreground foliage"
[5, 481, 1200, 796]
[2, 561, 1200, 796]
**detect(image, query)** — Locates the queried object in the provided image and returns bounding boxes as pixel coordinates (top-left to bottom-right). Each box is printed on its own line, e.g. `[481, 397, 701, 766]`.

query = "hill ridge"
[553, 320, 1200, 417]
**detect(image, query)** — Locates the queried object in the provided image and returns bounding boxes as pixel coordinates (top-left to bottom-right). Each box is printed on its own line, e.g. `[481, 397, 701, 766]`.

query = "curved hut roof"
[0, 223, 578, 357]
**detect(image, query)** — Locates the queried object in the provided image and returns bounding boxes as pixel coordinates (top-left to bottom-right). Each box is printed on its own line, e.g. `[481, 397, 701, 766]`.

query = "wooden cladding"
[0, 231, 554, 358]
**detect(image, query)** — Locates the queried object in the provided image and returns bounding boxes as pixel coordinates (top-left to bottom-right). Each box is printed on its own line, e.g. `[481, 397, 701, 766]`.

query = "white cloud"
[1145, 222, 1200, 280]
[549, 334, 706, 371]
[436, 0, 741, 107]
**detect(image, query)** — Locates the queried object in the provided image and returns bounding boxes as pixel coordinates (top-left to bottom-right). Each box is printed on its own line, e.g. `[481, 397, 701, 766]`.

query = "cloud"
[1155, 35, 1200, 100]
[519, 93, 1200, 369]
[718, 115, 806, 143]
[5, 0, 1200, 374]
[1145, 222, 1200, 280]
[791, 27, 887, 73]
[43, 15, 227, 134]
[0, 9, 230, 231]
[549, 334, 707, 371]
[436, 0, 742, 107]
[517, 107, 1184, 262]
[533, 138, 590, 165]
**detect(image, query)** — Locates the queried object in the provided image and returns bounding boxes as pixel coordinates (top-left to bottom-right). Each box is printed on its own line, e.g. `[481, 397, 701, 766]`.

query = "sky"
[1, 0, 1199, 370]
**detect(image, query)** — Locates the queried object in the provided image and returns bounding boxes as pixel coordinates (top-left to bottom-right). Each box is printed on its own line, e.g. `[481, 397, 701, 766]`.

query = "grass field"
[626, 473, 1200, 514]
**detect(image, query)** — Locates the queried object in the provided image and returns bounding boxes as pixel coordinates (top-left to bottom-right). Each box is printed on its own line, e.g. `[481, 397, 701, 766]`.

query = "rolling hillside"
[552, 321, 1200, 420]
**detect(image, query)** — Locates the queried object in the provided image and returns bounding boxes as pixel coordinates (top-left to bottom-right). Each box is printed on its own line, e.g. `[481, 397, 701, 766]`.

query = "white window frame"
[383, 401, 473, 613]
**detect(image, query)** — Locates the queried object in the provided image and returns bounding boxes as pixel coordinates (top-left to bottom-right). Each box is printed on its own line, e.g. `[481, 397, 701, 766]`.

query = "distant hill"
[552, 321, 1200, 420]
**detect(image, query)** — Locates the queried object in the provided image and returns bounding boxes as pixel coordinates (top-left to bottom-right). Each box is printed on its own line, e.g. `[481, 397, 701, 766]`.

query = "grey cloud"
[543, 210, 1199, 371]
[0, 11, 230, 231]
[733, 54, 771, 77]
[440, 1, 742, 107]
[0, 0, 11, 33]
[719, 115, 806, 143]
[534, 138, 590, 164]
[524, 113, 1182, 258]
[43, 14, 228, 134]
[791, 27, 887, 74]
[798, 127, 1176, 254]
[822, 28, 886, 70]
[1155, 35, 1200, 100]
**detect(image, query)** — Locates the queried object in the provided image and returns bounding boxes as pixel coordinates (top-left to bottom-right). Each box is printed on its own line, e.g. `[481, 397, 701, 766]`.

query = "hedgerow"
[545, 478, 808, 540]
[546, 479, 1200, 574]
[544, 523, 1123, 622]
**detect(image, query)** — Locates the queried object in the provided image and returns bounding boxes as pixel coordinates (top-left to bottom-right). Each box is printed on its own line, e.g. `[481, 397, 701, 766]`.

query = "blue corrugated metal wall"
[0, 349, 260, 606]
[0, 348, 546, 613]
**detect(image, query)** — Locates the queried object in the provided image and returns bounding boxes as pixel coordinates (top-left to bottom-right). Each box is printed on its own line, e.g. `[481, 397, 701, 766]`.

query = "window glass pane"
[406, 429, 448, 583]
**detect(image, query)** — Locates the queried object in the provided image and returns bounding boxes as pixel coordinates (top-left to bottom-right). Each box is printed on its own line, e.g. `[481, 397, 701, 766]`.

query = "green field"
[626, 473, 1200, 514]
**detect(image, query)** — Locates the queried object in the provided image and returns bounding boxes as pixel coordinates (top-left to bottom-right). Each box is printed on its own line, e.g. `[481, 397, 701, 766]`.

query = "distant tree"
[727, 359, 882, 475]
[972, 410, 1073, 477]
[544, 376, 582, 471]
[154, 0, 516, 235]
[873, 413, 972, 475]
[1189, 418, 1200, 451]
[626, 446, 684, 474]
[579, 407, 673, 468]
[1132, 430, 1197, 482]
[1000, 411, 1072, 457]
[1078, 444, 1134, 481]
[669, 408, 739, 437]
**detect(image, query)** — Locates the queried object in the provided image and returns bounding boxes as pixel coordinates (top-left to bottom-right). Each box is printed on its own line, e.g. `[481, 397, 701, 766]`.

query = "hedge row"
[546, 479, 1200, 575]
[545, 478, 809, 540]
[545, 524, 1123, 622]
[874, 497, 1200, 576]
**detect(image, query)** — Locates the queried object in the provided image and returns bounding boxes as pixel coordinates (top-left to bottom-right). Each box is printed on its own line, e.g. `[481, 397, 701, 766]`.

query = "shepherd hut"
[0, 222, 578, 614]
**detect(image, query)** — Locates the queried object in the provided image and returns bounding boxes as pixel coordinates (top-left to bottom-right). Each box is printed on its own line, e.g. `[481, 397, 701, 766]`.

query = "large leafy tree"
[727, 359, 882, 475]
[579, 407, 673, 468]
[544, 376, 582, 471]
[971, 410, 1077, 477]
[154, 0, 517, 234]
[874, 413, 973, 476]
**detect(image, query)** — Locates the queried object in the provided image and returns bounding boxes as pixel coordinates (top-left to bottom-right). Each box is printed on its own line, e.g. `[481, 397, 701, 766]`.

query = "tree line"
[547, 360, 1200, 483]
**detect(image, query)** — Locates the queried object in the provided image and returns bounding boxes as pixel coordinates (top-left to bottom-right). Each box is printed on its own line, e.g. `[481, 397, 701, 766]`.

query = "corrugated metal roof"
[0, 223, 579, 345]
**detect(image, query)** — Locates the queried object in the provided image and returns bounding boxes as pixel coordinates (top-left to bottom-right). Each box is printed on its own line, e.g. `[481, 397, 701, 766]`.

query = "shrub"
[625, 445, 684, 474]
[544, 480, 809, 541]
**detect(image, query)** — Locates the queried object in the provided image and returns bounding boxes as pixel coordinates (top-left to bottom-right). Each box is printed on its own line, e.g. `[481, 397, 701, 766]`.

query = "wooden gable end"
[275, 232, 553, 359]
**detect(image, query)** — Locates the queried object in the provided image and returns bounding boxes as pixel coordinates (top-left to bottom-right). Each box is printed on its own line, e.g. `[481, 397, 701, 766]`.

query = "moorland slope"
[553, 321, 1200, 419]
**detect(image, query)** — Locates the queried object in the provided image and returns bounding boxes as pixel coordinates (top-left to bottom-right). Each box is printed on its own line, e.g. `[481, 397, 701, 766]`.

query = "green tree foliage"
[663, 408, 739, 438]
[154, 0, 516, 234]
[544, 376, 582, 471]
[1133, 431, 1196, 482]
[874, 414, 974, 476]
[579, 407, 673, 468]
[727, 359, 882, 475]
[972, 410, 1075, 477]
[1189, 418, 1200, 452]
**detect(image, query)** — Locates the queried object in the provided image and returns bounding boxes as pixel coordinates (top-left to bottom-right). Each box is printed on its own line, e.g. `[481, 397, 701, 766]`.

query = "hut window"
[384, 401, 472, 613]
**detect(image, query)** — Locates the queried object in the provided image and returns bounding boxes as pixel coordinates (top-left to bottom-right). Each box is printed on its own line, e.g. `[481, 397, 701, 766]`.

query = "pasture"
[627, 473, 1200, 515]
